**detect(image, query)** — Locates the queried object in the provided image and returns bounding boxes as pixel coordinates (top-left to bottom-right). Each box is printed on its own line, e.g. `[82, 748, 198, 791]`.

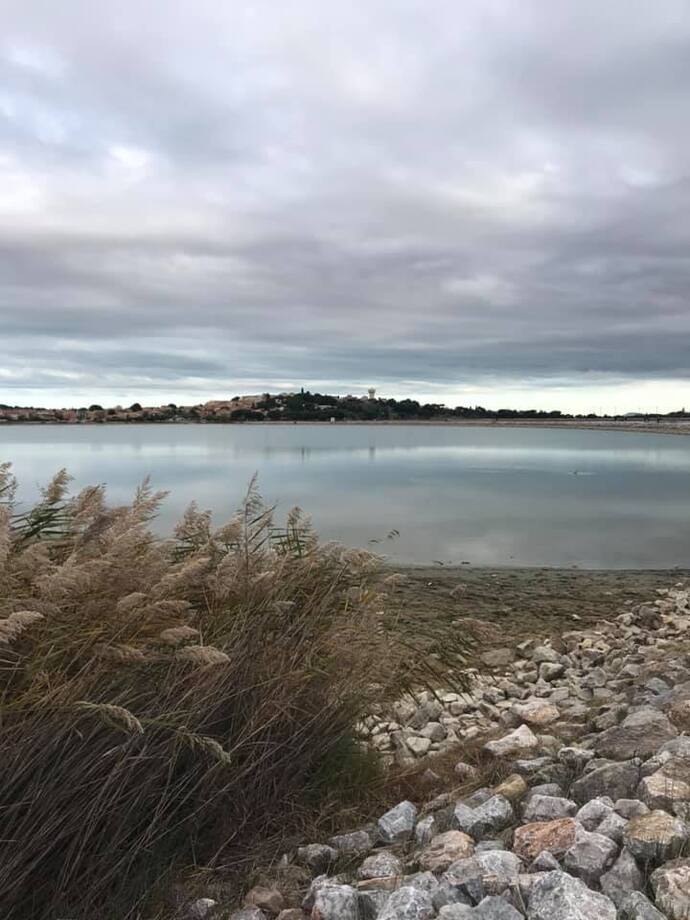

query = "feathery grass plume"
[175, 644, 230, 666]
[172, 728, 233, 766]
[152, 555, 211, 599]
[0, 610, 44, 644]
[0, 465, 477, 920]
[159, 625, 199, 645]
[74, 701, 145, 736]
[116, 591, 148, 614]
[94, 643, 148, 663]
[130, 476, 169, 523]
[173, 501, 213, 556]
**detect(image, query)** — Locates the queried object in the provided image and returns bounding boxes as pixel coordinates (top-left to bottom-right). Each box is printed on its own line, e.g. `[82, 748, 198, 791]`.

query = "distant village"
[0, 390, 686, 424]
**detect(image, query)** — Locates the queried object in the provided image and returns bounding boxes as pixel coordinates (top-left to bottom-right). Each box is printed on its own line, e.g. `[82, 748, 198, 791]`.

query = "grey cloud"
[1, 0, 690, 408]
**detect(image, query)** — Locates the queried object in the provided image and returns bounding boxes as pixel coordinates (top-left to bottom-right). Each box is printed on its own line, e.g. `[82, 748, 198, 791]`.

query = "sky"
[2, 0, 690, 413]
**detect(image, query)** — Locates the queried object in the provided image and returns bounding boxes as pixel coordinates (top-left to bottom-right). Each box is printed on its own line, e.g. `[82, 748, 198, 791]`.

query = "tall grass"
[0, 464, 474, 919]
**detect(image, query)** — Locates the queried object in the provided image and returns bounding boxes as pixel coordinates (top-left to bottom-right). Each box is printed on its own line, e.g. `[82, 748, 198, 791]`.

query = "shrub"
[0, 465, 473, 919]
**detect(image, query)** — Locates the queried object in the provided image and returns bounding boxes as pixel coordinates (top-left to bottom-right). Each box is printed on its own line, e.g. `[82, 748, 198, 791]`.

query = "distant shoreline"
[2, 417, 690, 435]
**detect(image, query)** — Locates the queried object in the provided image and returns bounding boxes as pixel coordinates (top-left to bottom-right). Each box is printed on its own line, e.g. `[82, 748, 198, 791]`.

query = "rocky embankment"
[185, 584, 690, 920]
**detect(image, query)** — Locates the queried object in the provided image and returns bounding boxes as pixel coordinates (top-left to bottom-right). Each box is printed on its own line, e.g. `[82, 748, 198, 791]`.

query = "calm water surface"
[3, 423, 690, 568]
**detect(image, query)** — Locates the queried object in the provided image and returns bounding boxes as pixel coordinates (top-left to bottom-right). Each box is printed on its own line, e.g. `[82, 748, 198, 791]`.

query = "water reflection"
[3, 423, 690, 568]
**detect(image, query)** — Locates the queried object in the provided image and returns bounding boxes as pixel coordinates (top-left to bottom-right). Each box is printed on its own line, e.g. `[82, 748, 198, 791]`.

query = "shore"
[328, 418, 690, 436]
[390, 565, 690, 650]
[3, 418, 690, 435]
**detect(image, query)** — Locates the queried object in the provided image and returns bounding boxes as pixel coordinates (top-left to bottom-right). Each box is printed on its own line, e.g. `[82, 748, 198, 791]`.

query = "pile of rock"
[184, 584, 690, 919]
[358, 586, 690, 766]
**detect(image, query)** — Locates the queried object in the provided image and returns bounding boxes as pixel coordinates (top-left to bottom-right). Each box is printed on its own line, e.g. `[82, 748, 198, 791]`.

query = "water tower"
[367, 387, 376, 400]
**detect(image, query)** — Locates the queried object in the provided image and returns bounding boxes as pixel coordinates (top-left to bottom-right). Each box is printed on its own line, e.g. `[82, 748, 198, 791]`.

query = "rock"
[453, 802, 478, 835]
[303, 877, 342, 912]
[406, 736, 433, 757]
[474, 840, 505, 852]
[244, 887, 284, 914]
[526, 783, 563, 801]
[453, 797, 511, 840]
[437, 906, 474, 920]
[442, 852, 521, 905]
[515, 872, 549, 902]
[660, 736, 690, 758]
[493, 774, 528, 803]
[539, 662, 565, 682]
[614, 799, 649, 820]
[512, 700, 560, 727]
[277, 913, 304, 920]
[185, 900, 218, 920]
[529, 851, 560, 872]
[410, 700, 444, 729]
[297, 844, 338, 875]
[513, 818, 578, 862]
[474, 850, 522, 894]
[523, 795, 577, 822]
[472, 896, 523, 919]
[571, 760, 640, 804]
[328, 830, 372, 856]
[527, 870, 617, 920]
[393, 699, 418, 724]
[404, 872, 440, 895]
[599, 848, 643, 907]
[415, 815, 439, 847]
[463, 795, 514, 840]
[596, 811, 628, 843]
[563, 829, 618, 886]
[575, 797, 614, 831]
[484, 725, 539, 758]
[311, 884, 359, 920]
[639, 756, 690, 817]
[464, 789, 493, 808]
[624, 810, 688, 862]
[594, 708, 677, 760]
[532, 646, 560, 664]
[378, 801, 418, 844]
[420, 722, 446, 742]
[581, 667, 608, 689]
[558, 746, 595, 769]
[651, 858, 690, 920]
[419, 831, 475, 873]
[669, 697, 690, 731]
[536, 734, 560, 757]
[442, 858, 485, 903]
[618, 891, 668, 920]
[356, 889, 390, 920]
[377, 886, 434, 920]
[357, 851, 403, 880]
[481, 648, 516, 668]
[513, 756, 553, 777]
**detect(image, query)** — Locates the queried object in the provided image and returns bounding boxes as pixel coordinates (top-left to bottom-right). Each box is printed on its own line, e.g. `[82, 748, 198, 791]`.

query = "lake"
[2, 423, 690, 568]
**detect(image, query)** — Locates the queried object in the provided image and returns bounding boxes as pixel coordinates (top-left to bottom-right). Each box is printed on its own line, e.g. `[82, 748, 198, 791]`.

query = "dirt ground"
[389, 565, 690, 650]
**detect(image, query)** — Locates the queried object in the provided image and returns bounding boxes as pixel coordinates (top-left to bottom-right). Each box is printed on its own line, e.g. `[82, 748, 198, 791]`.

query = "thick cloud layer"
[2, 0, 690, 410]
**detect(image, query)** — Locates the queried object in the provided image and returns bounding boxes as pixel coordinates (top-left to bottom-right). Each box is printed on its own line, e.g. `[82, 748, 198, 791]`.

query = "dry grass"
[0, 465, 475, 919]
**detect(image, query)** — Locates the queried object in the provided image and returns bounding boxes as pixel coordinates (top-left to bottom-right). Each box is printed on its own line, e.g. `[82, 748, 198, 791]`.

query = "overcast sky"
[2, 0, 690, 412]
